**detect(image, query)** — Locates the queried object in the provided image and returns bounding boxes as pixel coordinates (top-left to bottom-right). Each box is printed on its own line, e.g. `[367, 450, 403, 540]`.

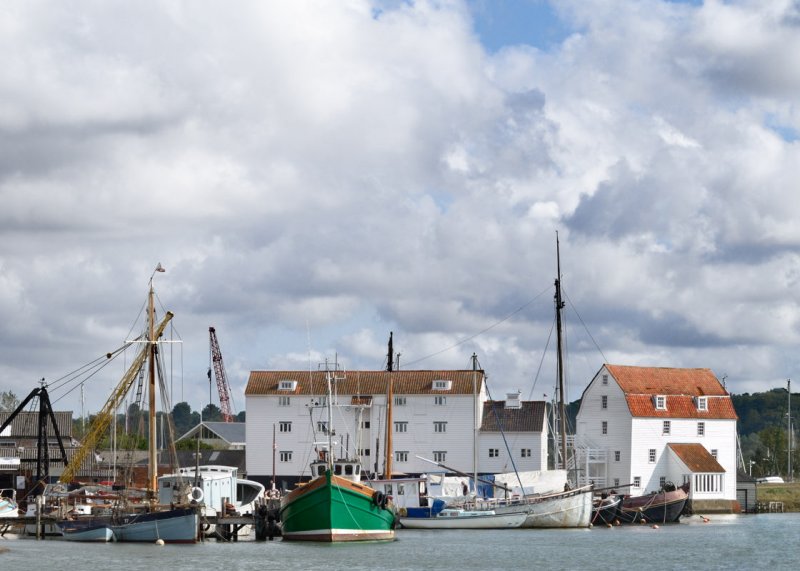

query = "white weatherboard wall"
[479, 431, 547, 474]
[576, 369, 632, 489]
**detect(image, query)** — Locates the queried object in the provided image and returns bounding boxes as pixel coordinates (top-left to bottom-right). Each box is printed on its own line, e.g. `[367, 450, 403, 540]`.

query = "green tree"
[171, 402, 195, 436]
[201, 404, 222, 422]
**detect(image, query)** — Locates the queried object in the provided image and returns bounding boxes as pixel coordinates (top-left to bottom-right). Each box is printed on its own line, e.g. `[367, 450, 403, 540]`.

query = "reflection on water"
[0, 513, 797, 571]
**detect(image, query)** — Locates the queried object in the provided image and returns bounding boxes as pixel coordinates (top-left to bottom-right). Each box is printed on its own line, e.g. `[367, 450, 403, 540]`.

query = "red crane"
[209, 326, 234, 422]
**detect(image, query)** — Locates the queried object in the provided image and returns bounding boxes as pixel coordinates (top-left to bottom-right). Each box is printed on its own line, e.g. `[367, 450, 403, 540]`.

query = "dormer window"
[697, 397, 708, 411]
[654, 395, 666, 410]
[432, 380, 452, 391]
[278, 380, 298, 391]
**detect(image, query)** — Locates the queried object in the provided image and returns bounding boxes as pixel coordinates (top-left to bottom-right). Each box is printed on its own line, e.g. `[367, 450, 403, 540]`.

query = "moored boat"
[0, 490, 19, 519]
[58, 520, 115, 542]
[591, 493, 622, 526]
[399, 507, 526, 529]
[618, 483, 688, 524]
[279, 365, 395, 542]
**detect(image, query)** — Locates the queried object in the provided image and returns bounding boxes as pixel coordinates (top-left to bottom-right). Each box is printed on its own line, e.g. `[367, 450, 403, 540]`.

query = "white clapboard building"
[574, 364, 738, 512]
[245, 369, 548, 490]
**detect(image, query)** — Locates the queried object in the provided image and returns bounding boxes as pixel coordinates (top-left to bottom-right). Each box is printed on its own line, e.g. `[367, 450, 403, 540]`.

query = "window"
[614, 450, 621, 462]
[395, 451, 408, 462]
[395, 421, 408, 433]
[663, 420, 671, 435]
[613, 478, 620, 487]
[697, 422, 705, 436]
[602, 374, 608, 385]
[697, 397, 708, 411]
[432, 380, 452, 390]
[601, 395, 608, 409]
[361, 420, 371, 429]
[521, 448, 531, 458]
[359, 448, 371, 457]
[279, 421, 292, 433]
[434, 421, 447, 433]
[489, 448, 499, 458]
[397, 483, 406, 495]
[648, 449, 656, 463]
[384, 484, 393, 495]
[655, 395, 666, 410]
[278, 396, 291, 406]
[434, 395, 447, 406]
[602, 421, 608, 435]
[317, 421, 328, 434]
[279, 451, 292, 462]
[694, 473, 724, 493]
[394, 396, 407, 406]
[633, 476, 641, 488]
[659, 476, 666, 488]
[433, 451, 447, 462]
[278, 380, 297, 391]
[711, 449, 718, 459]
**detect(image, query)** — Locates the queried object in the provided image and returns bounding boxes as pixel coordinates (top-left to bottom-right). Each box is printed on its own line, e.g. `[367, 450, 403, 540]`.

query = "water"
[1, 514, 798, 570]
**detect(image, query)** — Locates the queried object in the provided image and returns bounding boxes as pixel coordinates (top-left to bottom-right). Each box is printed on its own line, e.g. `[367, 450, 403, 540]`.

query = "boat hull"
[58, 521, 115, 542]
[110, 507, 199, 543]
[618, 488, 688, 524]
[399, 510, 526, 529]
[492, 485, 594, 528]
[591, 496, 622, 526]
[279, 472, 395, 542]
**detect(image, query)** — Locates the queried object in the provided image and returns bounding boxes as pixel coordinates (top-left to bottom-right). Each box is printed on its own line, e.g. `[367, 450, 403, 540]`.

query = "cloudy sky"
[1, 0, 798, 417]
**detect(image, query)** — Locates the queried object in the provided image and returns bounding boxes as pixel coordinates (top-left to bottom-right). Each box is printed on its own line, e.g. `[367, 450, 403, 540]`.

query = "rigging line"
[477, 358, 526, 496]
[563, 288, 607, 364]
[403, 284, 553, 368]
[45, 343, 133, 393]
[526, 316, 556, 403]
[50, 345, 136, 404]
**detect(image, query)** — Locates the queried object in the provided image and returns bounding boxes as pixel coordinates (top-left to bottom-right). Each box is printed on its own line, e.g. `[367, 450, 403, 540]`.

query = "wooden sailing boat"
[278, 361, 396, 541]
[56, 264, 199, 543]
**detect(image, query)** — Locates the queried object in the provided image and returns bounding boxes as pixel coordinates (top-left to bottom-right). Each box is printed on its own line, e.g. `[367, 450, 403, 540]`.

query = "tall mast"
[789, 379, 793, 482]
[472, 353, 479, 496]
[326, 363, 334, 470]
[554, 235, 568, 476]
[148, 263, 165, 497]
[384, 332, 394, 479]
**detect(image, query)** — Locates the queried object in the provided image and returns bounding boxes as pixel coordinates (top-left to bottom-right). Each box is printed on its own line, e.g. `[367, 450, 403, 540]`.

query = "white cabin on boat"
[574, 364, 738, 512]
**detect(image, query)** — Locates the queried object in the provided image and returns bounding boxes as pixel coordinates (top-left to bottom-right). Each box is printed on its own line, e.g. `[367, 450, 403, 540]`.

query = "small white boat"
[399, 507, 526, 529]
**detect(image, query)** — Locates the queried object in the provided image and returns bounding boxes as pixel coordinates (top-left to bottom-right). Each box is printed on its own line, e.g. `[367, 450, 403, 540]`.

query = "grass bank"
[757, 482, 800, 511]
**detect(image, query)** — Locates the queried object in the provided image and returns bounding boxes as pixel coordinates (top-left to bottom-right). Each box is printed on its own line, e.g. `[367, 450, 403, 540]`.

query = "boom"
[209, 326, 234, 422]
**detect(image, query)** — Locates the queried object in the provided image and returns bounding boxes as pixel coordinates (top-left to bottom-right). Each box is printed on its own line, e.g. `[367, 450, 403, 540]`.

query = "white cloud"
[1, 0, 798, 416]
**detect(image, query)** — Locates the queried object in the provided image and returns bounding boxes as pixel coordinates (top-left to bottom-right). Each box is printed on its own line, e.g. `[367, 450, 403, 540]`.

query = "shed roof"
[0, 410, 73, 438]
[667, 443, 725, 473]
[177, 421, 246, 444]
[245, 370, 484, 396]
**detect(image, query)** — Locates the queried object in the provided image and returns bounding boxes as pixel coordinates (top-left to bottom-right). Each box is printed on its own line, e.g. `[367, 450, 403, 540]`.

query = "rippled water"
[1, 514, 797, 571]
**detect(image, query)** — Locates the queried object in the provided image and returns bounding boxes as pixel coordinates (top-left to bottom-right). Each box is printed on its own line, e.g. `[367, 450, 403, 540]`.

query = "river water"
[1, 514, 798, 570]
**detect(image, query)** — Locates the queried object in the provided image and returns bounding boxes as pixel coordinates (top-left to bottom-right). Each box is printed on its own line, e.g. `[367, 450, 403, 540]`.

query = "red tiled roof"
[625, 395, 738, 419]
[480, 401, 546, 432]
[668, 443, 725, 473]
[606, 364, 728, 396]
[245, 370, 484, 396]
[605, 364, 737, 420]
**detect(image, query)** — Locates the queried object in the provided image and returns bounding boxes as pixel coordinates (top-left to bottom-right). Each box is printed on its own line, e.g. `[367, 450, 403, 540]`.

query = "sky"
[1, 0, 799, 418]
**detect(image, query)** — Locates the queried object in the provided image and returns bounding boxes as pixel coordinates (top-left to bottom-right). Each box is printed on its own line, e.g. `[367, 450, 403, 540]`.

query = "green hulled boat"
[279, 365, 396, 542]
[280, 460, 396, 541]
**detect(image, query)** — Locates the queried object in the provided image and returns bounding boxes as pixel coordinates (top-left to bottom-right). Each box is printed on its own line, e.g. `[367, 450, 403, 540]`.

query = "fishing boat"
[53, 265, 199, 543]
[279, 366, 396, 542]
[618, 482, 688, 524]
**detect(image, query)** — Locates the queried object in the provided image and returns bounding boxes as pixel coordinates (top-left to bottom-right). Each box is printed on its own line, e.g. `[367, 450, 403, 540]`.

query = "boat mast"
[148, 263, 165, 498]
[326, 362, 334, 471]
[472, 353, 479, 496]
[384, 332, 394, 480]
[554, 235, 568, 477]
[789, 379, 793, 483]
